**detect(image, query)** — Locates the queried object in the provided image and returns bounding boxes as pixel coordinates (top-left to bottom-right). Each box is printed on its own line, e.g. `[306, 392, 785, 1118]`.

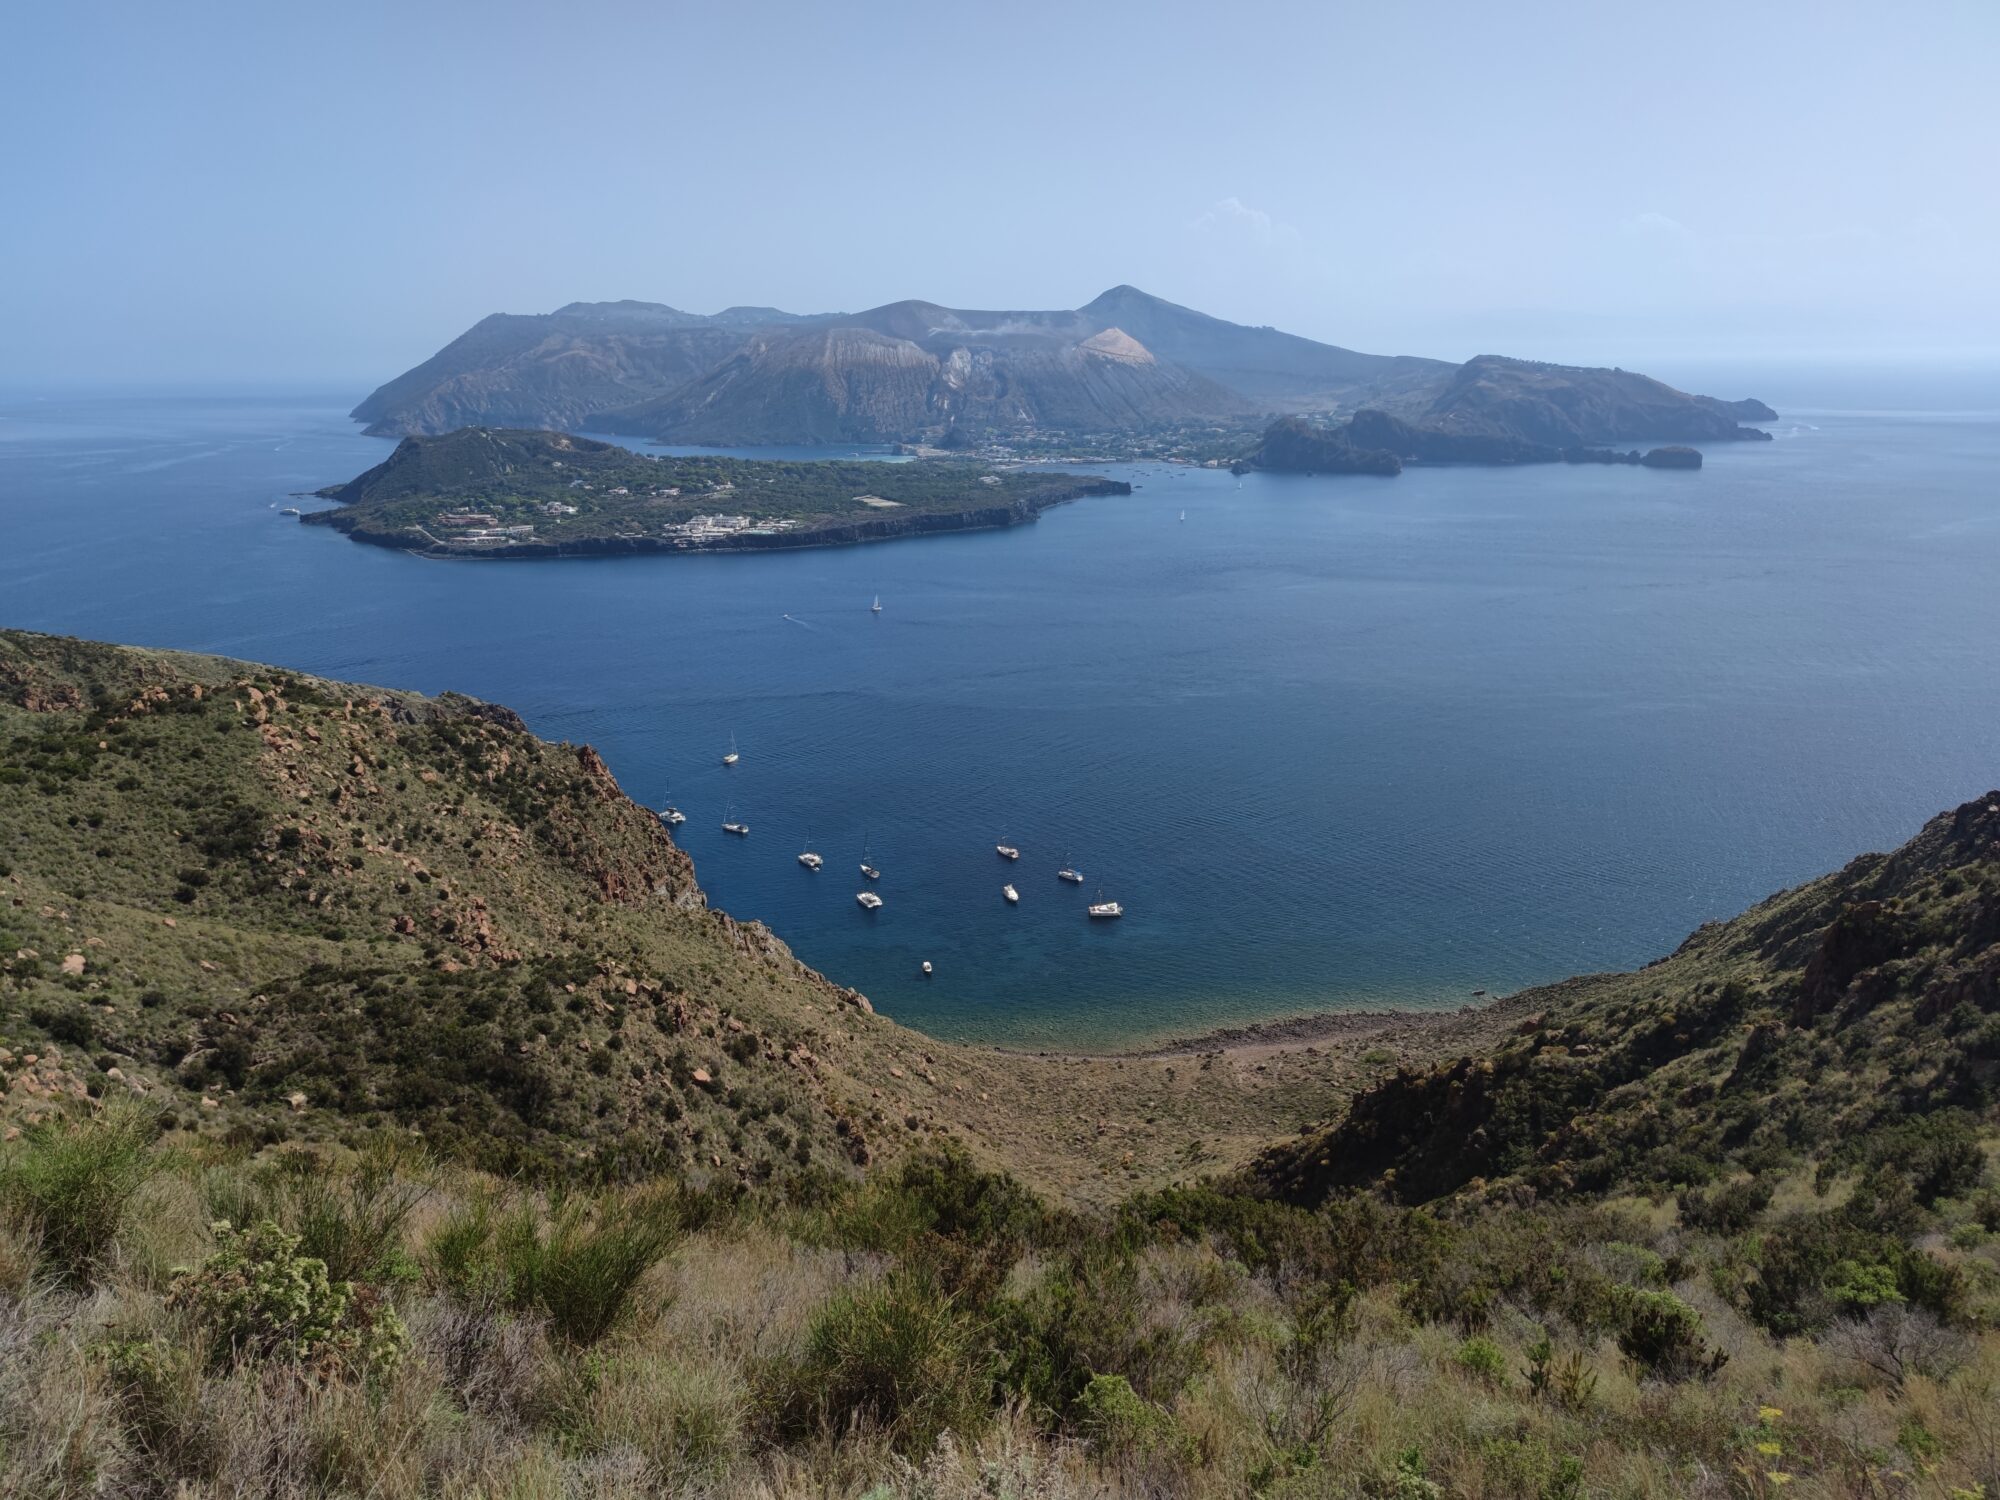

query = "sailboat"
[1179, 510, 1186, 522]
[995, 839, 1020, 861]
[722, 802, 749, 836]
[1058, 854, 1084, 883]
[859, 836, 880, 881]
[1087, 887, 1123, 919]
[722, 732, 739, 766]
[871, 595, 882, 613]
[797, 832, 822, 870]
[660, 787, 686, 827]
[856, 890, 883, 910]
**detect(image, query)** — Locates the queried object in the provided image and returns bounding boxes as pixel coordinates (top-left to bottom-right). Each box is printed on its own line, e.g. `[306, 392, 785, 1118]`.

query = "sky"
[4, 0, 1996, 388]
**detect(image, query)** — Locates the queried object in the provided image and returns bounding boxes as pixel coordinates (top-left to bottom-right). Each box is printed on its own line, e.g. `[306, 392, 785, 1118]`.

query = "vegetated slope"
[0, 632, 1411, 1198]
[1251, 791, 2000, 1208]
[308, 427, 1129, 557]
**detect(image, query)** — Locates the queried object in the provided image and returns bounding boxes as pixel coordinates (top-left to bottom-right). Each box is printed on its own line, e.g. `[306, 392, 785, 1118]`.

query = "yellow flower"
[1756, 1442, 1783, 1457]
[1767, 1473, 1793, 1486]
[1758, 1407, 1784, 1424]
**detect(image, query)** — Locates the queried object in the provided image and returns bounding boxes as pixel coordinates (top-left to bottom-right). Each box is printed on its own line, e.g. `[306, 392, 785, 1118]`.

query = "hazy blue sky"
[5, 0, 1995, 386]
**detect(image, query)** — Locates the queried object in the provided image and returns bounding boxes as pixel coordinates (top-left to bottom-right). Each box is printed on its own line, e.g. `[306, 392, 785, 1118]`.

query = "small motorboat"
[1088, 888, 1123, 919]
[921, 960, 933, 975]
[996, 842, 1020, 861]
[1003, 883, 1019, 904]
[856, 890, 883, 910]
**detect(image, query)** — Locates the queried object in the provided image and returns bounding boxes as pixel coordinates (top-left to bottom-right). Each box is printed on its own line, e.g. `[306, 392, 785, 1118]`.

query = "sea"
[3, 370, 1997, 1049]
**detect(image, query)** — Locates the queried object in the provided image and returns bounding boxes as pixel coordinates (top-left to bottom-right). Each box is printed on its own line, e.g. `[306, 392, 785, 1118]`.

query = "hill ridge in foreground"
[4, 630, 1998, 1498]
[0, 630, 1462, 1199]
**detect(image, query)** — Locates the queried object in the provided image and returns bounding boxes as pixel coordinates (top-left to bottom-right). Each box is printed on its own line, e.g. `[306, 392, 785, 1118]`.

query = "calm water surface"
[2, 384, 1996, 1046]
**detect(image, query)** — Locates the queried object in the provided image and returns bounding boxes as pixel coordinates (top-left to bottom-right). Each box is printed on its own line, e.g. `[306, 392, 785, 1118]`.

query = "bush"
[167, 1219, 406, 1376]
[1614, 1290, 1728, 1382]
[1455, 1335, 1508, 1385]
[211, 1143, 427, 1285]
[427, 1187, 680, 1344]
[1075, 1372, 1190, 1465]
[1678, 1176, 1773, 1234]
[763, 1267, 987, 1458]
[992, 1248, 1201, 1421]
[1, 1104, 159, 1285]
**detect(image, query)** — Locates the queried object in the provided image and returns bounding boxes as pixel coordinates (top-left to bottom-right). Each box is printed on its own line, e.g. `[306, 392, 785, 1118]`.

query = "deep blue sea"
[3, 378, 1997, 1047]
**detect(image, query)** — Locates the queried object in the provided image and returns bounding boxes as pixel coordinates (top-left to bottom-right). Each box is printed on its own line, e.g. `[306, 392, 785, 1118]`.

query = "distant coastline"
[305, 426, 1131, 561]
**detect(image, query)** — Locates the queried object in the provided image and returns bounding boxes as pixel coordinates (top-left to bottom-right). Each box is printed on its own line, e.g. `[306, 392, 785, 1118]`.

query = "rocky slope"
[599, 315, 1253, 445]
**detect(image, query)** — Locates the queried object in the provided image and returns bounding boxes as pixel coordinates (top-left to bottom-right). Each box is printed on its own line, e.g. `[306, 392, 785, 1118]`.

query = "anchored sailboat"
[722, 732, 739, 767]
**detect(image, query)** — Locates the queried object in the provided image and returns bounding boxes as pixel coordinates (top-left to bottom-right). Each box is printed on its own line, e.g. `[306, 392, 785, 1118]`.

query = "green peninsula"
[305, 427, 1128, 558]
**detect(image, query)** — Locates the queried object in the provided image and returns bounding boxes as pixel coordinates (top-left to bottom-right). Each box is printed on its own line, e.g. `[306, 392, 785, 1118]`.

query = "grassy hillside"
[3, 631, 1996, 1498]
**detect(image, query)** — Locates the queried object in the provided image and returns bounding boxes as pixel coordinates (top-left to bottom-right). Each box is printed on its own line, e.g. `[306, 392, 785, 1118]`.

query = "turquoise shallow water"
[2, 385, 1997, 1046]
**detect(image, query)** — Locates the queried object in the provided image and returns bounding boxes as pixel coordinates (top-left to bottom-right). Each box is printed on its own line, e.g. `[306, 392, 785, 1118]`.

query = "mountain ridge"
[353, 286, 1772, 453]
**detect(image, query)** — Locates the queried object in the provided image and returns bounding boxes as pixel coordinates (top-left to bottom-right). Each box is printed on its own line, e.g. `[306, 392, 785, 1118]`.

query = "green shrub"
[763, 1267, 986, 1458]
[1075, 1372, 1190, 1463]
[1, 1104, 159, 1285]
[210, 1143, 427, 1285]
[992, 1248, 1201, 1420]
[1455, 1334, 1508, 1385]
[1679, 1176, 1773, 1234]
[1614, 1289, 1728, 1382]
[437, 1187, 679, 1344]
[167, 1219, 406, 1376]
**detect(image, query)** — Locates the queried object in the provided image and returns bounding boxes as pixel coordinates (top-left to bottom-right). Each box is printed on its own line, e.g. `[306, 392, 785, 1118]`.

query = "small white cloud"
[1620, 211, 1691, 239]
[1191, 196, 1277, 243]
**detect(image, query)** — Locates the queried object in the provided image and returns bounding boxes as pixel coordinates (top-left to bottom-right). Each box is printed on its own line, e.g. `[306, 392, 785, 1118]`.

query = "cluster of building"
[663, 513, 799, 544]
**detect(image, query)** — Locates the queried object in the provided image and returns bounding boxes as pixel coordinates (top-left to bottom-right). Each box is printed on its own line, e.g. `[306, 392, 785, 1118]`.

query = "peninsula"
[303, 427, 1128, 559]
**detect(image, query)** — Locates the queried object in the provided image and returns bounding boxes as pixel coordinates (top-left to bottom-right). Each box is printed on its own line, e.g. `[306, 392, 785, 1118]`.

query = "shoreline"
[304, 476, 1130, 562]
[973, 989, 1544, 1063]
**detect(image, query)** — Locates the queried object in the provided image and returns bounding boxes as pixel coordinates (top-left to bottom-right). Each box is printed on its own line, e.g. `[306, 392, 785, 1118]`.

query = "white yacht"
[722, 803, 749, 836]
[798, 849, 822, 870]
[856, 890, 883, 910]
[1003, 883, 1019, 903]
[921, 960, 933, 975]
[995, 841, 1020, 861]
[1058, 854, 1084, 883]
[661, 806, 686, 826]
[859, 837, 880, 881]
[871, 595, 882, 613]
[722, 732, 739, 766]
[1088, 888, 1123, 919]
